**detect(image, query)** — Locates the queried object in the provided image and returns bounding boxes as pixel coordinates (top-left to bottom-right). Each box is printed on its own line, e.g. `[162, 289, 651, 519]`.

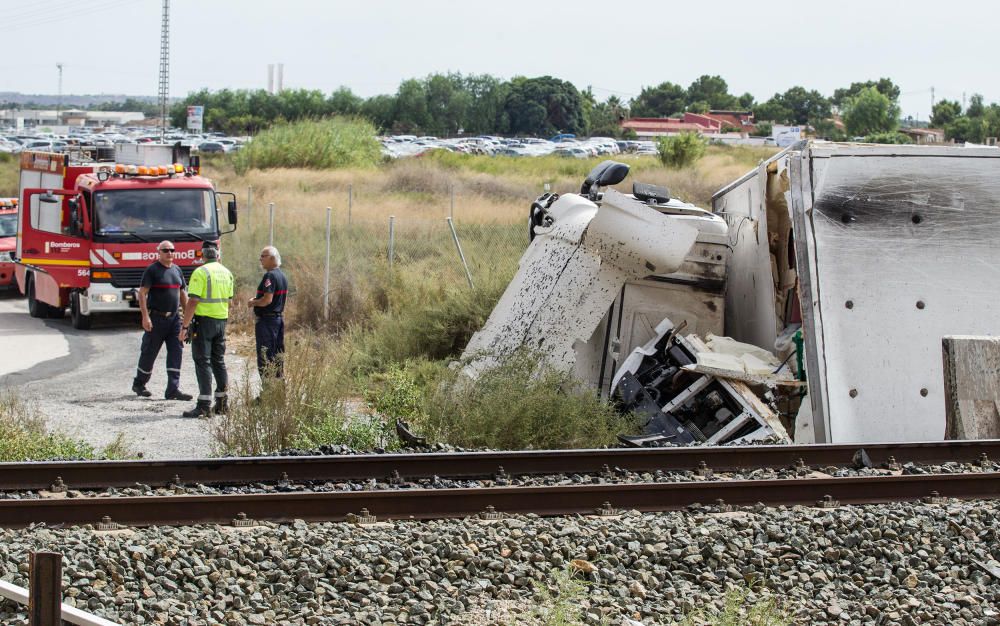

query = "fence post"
[268, 202, 275, 247]
[246, 185, 253, 240]
[446, 217, 475, 290]
[324, 207, 332, 321]
[29, 551, 61, 626]
[449, 184, 454, 220]
[387, 215, 395, 271]
[348, 184, 353, 225]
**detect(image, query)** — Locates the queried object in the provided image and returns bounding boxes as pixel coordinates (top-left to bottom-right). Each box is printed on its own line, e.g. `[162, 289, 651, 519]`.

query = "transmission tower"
[157, 0, 170, 140]
[56, 63, 63, 124]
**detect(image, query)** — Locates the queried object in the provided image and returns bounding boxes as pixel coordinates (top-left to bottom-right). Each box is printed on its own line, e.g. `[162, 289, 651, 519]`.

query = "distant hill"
[0, 93, 171, 107]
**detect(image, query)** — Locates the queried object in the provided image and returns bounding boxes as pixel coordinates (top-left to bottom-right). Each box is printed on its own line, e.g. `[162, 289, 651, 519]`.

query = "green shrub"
[233, 117, 382, 173]
[864, 131, 913, 144]
[0, 152, 17, 197]
[416, 349, 633, 450]
[213, 336, 353, 455]
[657, 132, 708, 168]
[293, 413, 396, 451]
[348, 273, 508, 375]
[0, 390, 133, 461]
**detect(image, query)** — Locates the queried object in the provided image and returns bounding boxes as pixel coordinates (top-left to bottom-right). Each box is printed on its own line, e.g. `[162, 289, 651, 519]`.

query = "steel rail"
[1, 440, 998, 492]
[0, 473, 997, 528]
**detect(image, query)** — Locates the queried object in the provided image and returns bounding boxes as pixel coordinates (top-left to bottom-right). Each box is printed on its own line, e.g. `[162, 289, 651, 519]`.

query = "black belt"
[148, 310, 176, 318]
[256, 312, 283, 318]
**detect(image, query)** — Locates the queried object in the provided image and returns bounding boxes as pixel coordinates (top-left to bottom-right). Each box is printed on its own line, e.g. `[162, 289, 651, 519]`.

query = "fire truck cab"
[15, 145, 238, 329]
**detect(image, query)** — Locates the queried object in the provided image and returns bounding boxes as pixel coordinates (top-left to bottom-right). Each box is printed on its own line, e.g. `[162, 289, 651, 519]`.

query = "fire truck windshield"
[93, 188, 218, 241]
[0, 213, 15, 237]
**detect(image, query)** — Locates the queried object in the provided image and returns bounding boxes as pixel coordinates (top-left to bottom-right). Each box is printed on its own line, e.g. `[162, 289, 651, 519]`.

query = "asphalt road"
[0, 290, 249, 459]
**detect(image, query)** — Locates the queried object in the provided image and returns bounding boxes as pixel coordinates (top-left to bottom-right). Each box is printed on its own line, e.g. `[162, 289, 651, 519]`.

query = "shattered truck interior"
[463, 141, 1000, 447]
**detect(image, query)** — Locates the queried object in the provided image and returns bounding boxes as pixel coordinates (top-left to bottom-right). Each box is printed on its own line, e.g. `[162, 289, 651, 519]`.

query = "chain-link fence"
[225, 184, 527, 327]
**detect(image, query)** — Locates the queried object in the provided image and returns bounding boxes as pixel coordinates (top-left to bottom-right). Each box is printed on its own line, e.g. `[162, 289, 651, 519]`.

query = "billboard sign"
[186, 105, 204, 132]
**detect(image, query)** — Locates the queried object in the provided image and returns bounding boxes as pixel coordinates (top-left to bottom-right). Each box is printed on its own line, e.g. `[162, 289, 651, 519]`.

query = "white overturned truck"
[463, 142, 1000, 445]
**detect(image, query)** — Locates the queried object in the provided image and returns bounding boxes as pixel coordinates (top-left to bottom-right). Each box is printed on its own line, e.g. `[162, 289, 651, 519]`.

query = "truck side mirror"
[227, 200, 238, 225]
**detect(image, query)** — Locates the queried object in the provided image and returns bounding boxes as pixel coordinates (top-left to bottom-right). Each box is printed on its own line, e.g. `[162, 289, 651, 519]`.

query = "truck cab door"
[19, 188, 91, 289]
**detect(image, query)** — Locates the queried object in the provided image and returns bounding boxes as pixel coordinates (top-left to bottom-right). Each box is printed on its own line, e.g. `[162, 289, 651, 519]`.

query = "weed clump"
[234, 117, 382, 173]
[0, 390, 132, 461]
[657, 132, 708, 169]
[412, 350, 633, 450]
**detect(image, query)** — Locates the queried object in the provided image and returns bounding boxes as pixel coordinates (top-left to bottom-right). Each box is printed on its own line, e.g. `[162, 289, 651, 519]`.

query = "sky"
[1, 0, 997, 121]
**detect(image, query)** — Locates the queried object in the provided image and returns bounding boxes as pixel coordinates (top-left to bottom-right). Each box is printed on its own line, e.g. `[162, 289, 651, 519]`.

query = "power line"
[4, 0, 133, 31]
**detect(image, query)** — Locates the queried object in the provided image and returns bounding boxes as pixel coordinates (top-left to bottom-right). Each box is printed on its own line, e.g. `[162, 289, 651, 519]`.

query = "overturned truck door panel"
[717, 141, 1000, 443]
[796, 144, 1000, 443]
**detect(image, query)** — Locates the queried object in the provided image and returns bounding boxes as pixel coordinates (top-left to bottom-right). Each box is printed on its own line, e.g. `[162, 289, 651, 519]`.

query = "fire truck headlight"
[0, 252, 12, 263]
[92, 293, 118, 303]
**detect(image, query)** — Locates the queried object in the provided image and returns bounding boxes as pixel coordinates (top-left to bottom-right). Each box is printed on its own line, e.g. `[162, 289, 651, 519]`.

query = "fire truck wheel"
[26, 275, 49, 319]
[70, 291, 92, 330]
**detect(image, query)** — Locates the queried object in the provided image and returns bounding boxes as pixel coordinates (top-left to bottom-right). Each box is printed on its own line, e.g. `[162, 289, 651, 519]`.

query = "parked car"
[197, 142, 226, 154]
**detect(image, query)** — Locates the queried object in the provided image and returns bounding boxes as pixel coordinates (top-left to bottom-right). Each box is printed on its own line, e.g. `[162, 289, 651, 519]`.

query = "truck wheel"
[27, 276, 47, 318]
[70, 291, 92, 329]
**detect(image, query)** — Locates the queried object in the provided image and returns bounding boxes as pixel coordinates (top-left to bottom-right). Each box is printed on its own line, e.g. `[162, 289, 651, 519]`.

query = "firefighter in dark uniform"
[179, 240, 235, 417]
[248, 245, 288, 379]
[132, 240, 193, 401]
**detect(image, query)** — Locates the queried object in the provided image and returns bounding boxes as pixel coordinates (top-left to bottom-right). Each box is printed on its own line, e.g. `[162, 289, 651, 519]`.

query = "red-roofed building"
[621, 111, 756, 139]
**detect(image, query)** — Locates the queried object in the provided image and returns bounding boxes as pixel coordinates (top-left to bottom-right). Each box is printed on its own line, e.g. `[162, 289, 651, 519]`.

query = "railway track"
[1, 440, 998, 528]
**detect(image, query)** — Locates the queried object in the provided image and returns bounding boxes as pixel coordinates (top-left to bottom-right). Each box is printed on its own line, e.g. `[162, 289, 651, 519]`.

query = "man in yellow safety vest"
[179, 240, 235, 417]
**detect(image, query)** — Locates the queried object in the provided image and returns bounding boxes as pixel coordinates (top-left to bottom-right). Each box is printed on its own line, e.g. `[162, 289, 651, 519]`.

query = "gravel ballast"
[1, 500, 999, 625]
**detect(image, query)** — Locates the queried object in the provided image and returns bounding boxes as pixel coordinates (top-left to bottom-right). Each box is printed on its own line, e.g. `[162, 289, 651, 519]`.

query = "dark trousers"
[255, 316, 285, 378]
[134, 315, 183, 394]
[191, 316, 228, 404]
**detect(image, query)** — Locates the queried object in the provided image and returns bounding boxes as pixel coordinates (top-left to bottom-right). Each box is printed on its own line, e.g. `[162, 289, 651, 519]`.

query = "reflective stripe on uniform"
[137, 367, 152, 375]
[198, 394, 213, 401]
[214, 391, 227, 398]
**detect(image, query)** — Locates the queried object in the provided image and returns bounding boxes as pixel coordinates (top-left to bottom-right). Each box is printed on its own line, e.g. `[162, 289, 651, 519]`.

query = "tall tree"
[966, 93, 985, 118]
[752, 87, 830, 126]
[502, 76, 586, 137]
[832, 78, 900, 108]
[629, 82, 686, 117]
[930, 99, 961, 128]
[842, 87, 899, 136]
[686, 75, 737, 110]
[329, 87, 363, 116]
[392, 79, 430, 133]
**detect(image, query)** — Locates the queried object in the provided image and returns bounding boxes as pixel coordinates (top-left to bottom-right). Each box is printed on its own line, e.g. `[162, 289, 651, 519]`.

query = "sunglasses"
[159, 249, 175, 253]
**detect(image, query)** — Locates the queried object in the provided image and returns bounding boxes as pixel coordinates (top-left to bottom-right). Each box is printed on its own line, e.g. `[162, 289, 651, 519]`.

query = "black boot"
[213, 396, 228, 415]
[182, 402, 213, 418]
[132, 383, 152, 398]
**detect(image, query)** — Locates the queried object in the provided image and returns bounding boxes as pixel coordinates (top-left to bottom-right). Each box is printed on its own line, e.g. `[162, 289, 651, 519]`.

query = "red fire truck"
[0, 198, 17, 289]
[14, 145, 238, 329]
